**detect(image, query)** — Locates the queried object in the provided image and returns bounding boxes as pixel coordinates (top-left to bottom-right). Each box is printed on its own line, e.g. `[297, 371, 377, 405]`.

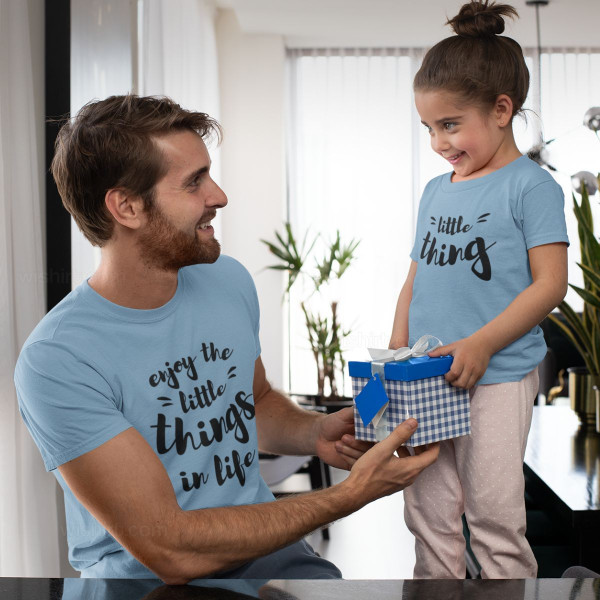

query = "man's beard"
[137, 204, 221, 271]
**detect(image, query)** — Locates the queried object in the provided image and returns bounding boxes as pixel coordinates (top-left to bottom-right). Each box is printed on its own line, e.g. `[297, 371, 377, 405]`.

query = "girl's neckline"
[440, 155, 528, 193]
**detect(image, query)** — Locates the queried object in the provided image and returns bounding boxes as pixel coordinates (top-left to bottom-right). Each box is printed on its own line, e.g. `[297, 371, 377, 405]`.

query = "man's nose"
[207, 180, 228, 208]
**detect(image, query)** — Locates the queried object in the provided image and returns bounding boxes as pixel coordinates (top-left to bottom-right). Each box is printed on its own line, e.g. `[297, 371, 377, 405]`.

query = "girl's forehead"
[415, 89, 463, 109]
[414, 90, 466, 117]
[415, 89, 493, 119]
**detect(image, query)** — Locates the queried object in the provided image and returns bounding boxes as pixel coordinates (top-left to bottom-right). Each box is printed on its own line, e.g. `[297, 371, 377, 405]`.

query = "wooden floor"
[271, 467, 417, 579]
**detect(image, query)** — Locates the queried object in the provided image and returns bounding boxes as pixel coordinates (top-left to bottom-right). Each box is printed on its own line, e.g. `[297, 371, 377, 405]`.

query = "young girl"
[390, 0, 569, 579]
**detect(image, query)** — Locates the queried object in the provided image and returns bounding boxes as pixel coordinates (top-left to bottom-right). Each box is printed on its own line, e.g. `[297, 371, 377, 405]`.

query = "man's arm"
[253, 357, 369, 468]
[59, 418, 438, 584]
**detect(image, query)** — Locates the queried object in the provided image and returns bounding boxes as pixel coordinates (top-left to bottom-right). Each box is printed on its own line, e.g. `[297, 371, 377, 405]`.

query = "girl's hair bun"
[447, 0, 518, 37]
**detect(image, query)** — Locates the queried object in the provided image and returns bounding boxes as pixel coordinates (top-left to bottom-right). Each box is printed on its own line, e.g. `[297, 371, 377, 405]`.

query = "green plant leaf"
[335, 238, 360, 278]
[554, 300, 592, 350]
[578, 262, 600, 293]
[573, 192, 600, 270]
[547, 310, 594, 373]
[569, 284, 600, 310]
[261, 222, 320, 294]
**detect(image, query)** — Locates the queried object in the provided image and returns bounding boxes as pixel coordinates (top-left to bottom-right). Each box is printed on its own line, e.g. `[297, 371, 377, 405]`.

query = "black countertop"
[1, 578, 600, 600]
[525, 406, 600, 517]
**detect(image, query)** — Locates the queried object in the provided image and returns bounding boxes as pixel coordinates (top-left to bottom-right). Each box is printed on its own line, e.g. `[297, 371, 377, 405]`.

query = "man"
[15, 95, 438, 583]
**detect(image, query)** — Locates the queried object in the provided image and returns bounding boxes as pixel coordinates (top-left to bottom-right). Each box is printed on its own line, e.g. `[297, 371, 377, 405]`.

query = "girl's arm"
[389, 261, 418, 349]
[429, 242, 568, 389]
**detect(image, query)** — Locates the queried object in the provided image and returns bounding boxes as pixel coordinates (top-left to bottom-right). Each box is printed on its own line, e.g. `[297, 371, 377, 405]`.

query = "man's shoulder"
[16, 284, 97, 380]
[21, 285, 87, 351]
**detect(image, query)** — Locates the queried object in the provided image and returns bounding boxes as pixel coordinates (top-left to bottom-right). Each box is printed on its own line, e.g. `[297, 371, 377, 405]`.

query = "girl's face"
[415, 89, 515, 181]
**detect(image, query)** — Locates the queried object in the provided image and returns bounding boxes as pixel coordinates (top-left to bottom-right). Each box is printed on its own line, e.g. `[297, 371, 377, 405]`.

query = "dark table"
[1, 577, 599, 600]
[291, 394, 354, 415]
[524, 406, 600, 572]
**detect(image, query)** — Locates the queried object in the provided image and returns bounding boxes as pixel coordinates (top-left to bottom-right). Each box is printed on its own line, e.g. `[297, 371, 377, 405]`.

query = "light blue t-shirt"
[14, 255, 275, 577]
[409, 156, 569, 384]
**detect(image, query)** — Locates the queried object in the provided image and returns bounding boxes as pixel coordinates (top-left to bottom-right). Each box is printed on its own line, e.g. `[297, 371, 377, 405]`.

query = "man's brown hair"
[51, 95, 222, 247]
[414, 1, 529, 117]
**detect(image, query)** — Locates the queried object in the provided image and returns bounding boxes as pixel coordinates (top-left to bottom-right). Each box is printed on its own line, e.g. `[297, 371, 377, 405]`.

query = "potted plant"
[548, 175, 600, 427]
[261, 223, 359, 400]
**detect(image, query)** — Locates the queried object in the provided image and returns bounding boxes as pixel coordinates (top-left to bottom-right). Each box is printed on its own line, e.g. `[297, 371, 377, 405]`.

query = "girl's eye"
[444, 122, 457, 131]
[423, 124, 432, 133]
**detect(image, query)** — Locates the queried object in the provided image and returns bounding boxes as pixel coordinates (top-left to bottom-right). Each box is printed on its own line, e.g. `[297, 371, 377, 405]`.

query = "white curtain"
[140, 0, 223, 234]
[286, 46, 600, 395]
[537, 49, 600, 305]
[70, 0, 222, 288]
[141, 0, 220, 117]
[286, 48, 426, 395]
[0, 0, 62, 576]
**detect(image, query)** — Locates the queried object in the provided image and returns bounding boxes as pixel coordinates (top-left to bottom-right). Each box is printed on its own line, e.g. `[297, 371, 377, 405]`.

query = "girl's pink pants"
[404, 368, 539, 579]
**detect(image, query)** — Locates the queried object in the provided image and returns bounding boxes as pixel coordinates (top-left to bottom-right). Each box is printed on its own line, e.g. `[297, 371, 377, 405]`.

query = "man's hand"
[428, 335, 492, 389]
[343, 419, 440, 503]
[314, 407, 373, 470]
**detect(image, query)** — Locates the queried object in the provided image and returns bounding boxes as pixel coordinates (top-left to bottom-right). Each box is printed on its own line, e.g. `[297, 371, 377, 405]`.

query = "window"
[286, 47, 600, 395]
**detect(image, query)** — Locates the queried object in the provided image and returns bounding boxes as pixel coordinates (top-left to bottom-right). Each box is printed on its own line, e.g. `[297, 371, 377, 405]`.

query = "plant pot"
[567, 367, 599, 429]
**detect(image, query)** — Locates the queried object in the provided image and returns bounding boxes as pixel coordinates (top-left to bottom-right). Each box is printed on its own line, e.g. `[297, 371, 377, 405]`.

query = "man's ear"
[104, 188, 145, 231]
[494, 94, 514, 128]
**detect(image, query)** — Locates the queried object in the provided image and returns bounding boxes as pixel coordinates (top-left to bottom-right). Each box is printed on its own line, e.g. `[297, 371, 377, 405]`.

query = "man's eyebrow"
[181, 166, 209, 186]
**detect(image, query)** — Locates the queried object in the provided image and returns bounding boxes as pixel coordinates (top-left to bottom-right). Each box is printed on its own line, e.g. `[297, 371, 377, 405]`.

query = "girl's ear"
[494, 94, 514, 128]
[104, 188, 146, 231]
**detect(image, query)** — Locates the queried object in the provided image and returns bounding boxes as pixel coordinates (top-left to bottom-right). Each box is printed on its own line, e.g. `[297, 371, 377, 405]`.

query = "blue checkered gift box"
[349, 356, 470, 446]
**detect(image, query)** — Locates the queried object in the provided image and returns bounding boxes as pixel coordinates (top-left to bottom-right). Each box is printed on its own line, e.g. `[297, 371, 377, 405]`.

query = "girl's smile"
[415, 90, 521, 182]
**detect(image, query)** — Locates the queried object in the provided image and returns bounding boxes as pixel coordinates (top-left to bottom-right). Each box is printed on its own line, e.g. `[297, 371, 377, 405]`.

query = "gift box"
[349, 353, 471, 447]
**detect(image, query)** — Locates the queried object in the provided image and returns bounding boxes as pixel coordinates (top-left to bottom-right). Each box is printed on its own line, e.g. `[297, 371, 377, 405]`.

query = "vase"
[594, 385, 600, 435]
[567, 367, 599, 429]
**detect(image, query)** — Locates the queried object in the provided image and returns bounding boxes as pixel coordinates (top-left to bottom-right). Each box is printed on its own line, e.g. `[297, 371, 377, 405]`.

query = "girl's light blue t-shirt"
[14, 255, 275, 577]
[410, 155, 569, 385]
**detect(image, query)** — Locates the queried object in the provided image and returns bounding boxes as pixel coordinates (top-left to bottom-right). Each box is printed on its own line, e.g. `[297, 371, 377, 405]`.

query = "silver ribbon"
[368, 334, 443, 363]
[367, 335, 444, 439]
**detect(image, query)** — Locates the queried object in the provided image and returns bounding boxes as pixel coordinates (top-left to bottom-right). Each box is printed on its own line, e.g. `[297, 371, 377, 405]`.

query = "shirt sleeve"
[519, 179, 570, 250]
[250, 283, 261, 360]
[14, 340, 132, 471]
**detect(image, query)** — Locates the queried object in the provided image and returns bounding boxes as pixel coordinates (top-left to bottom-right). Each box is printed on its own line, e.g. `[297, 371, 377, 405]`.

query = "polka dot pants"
[403, 368, 539, 579]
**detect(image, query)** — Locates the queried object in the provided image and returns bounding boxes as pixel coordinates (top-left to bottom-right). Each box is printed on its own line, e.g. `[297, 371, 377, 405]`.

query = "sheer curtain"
[537, 49, 600, 303]
[0, 0, 61, 576]
[286, 46, 600, 395]
[70, 0, 222, 288]
[140, 0, 223, 233]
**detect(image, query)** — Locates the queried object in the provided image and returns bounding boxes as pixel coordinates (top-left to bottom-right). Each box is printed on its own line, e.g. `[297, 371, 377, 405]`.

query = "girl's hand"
[428, 336, 492, 389]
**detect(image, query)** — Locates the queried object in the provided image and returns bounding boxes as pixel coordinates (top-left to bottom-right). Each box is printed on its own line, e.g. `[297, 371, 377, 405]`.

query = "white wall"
[216, 10, 286, 389]
[221, 0, 600, 49]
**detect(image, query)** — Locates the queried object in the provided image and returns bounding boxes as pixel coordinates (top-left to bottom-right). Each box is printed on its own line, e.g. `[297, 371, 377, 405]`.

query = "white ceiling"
[214, 0, 600, 48]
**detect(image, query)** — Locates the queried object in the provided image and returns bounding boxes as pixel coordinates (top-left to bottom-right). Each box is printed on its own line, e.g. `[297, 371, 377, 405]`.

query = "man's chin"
[202, 239, 221, 264]
[178, 240, 221, 269]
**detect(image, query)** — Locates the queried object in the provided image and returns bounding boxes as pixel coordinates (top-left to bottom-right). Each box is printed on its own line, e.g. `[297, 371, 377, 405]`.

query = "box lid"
[348, 355, 453, 381]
